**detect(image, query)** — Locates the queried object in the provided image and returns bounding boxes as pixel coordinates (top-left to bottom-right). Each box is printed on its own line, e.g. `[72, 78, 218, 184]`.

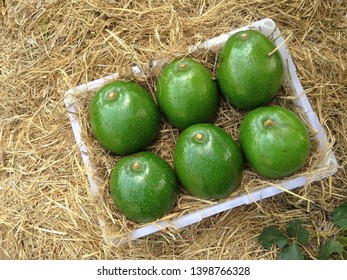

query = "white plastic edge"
[63, 18, 338, 244]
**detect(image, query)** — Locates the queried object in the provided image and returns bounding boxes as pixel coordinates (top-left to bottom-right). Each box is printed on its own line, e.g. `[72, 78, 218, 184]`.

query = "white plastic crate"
[64, 18, 338, 243]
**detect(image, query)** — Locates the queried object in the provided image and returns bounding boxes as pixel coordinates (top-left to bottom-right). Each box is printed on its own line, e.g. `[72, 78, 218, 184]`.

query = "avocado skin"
[110, 152, 178, 223]
[157, 58, 220, 130]
[216, 30, 284, 109]
[239, 106, 311, 179]
[174, 124, 244, 200]
[89, 80, 160, 156]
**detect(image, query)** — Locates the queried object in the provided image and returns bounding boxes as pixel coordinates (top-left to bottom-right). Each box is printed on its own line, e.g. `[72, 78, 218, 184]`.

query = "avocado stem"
[264, 119, 274, 127]
[240, 33, 249, 40]
[195, 133, 204, 141]
[132, 162, 141, 171]
[107, 91, 117, 100]
[179, 63, 187, 70]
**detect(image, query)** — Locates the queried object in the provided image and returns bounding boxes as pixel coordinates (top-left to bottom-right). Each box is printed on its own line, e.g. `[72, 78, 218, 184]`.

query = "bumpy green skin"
[89, 81, 160, 156]
[239, 106, 311, 179]
[110, 152, 178, 223]
[174, 124, 244, 199]
[216, 30, 284, 109]
[156, 58, 220, 130]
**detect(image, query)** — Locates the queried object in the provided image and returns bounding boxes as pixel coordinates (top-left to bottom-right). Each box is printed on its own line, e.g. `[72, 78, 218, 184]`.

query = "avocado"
[216, 30, 284, 109]
[156, 58, 220, 130]
[110, 151, 178, 223]
[89, 80, 160, 156]
[239, 106, 311, 179]
[174, 123, 244, 199]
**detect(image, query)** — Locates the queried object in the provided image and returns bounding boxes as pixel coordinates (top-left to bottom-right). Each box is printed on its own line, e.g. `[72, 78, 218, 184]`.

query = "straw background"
[1, 0, 346, 259]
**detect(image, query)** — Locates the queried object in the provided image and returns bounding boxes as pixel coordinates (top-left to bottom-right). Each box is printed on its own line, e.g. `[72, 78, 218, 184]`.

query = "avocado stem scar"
[195, 133, 204, 141]
[179, 63, 187, 70]
[264, 119, 274, 127]
[132, 161, 141, 171]
[107, 91, 117, 100]
[240, 33, 249, 40]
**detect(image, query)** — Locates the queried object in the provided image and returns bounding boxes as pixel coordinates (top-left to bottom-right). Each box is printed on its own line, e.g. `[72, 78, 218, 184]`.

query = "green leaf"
[278, 243, 305, 260]
[337, 235, 347, 247]
[258, 226, 289, 249]
[333, 204, 347, 228]
[318, 239, 344, 260]
[286, 219, 310, 244]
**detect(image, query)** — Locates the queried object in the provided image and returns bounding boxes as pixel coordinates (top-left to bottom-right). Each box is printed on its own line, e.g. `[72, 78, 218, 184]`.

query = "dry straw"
[1, 0, 346, 259]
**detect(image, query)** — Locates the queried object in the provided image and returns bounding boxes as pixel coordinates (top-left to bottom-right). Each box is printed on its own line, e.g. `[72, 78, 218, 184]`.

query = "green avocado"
[216, 30, 284, 109]
[239, 106, 311, 179]
[174, 123, 244, 200]
[156, 58, 220, 130]
[89, 80, 160, 156]
[110, 151, 178, 223]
